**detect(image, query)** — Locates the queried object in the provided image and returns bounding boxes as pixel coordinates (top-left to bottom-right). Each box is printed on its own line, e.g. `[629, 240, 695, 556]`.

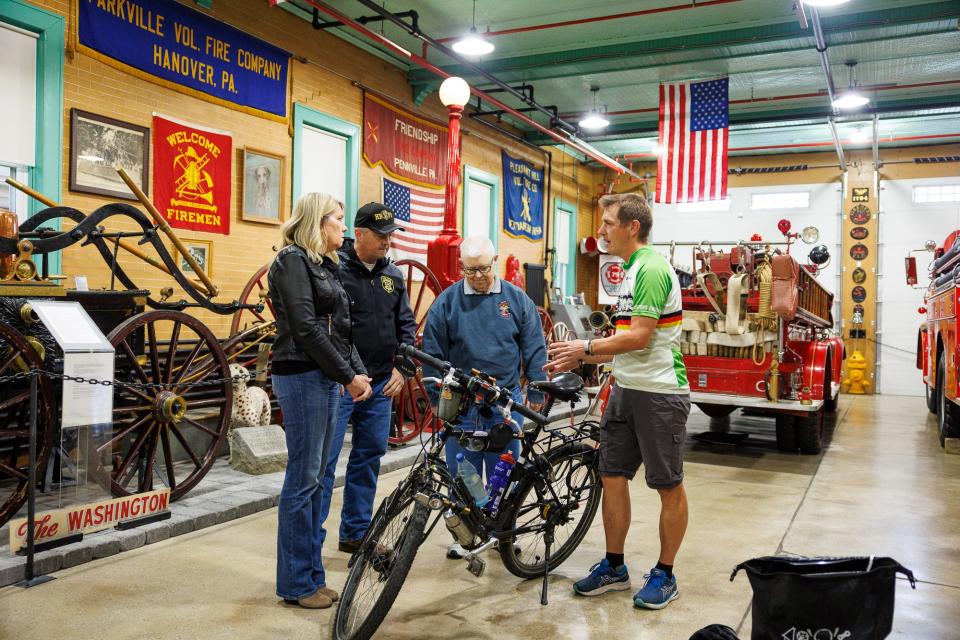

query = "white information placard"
[29, 300, 115, 429]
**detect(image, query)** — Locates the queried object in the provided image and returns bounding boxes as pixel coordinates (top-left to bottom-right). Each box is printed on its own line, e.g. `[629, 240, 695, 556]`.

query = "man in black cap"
[317, 202, 417, 553]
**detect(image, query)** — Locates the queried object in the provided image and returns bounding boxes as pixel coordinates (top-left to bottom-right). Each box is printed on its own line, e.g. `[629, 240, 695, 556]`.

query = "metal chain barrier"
[0, 369, 247, 390]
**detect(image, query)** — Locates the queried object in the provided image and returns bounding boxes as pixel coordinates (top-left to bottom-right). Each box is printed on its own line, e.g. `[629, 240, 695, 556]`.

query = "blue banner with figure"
[78, 0, 290, 121]
[502, 151, 544, 241]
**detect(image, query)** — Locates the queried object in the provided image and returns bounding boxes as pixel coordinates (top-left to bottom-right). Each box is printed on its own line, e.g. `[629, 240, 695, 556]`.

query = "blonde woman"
[268, 192, 372, 609]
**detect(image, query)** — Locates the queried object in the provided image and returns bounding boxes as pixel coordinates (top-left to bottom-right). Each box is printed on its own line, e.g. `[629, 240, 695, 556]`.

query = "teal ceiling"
[282, 0, 960, 161]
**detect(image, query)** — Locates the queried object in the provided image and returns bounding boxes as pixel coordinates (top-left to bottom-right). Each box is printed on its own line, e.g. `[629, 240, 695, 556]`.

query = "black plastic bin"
[731, 556, 915, 640]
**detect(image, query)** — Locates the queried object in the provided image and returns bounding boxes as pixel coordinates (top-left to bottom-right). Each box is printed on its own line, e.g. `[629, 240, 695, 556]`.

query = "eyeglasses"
[462, 264, 493, 276]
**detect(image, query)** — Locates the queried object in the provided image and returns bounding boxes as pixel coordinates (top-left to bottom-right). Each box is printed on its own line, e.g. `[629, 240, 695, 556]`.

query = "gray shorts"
[599, 384, 690, 489]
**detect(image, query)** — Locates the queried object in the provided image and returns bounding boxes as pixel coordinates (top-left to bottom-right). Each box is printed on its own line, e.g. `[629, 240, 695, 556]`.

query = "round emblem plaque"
[852, 267, 867, 284]
[849, 205, 871, 225]
[850, 226, 869, 240]
[851, 286, 867, 303]
[850, 243, 869, 260]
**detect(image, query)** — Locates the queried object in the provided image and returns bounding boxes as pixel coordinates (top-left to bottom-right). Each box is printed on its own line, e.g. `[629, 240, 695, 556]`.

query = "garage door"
[877, 178, 960, 396]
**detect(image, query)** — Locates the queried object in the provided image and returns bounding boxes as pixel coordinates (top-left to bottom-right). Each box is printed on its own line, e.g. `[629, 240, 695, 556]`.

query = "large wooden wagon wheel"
[538, 307, 555, 346]
[229, 263, 274, 336]
[390, 259, 443, 445]
[103, 310, 232, 500]
[0, 322, 55, 526]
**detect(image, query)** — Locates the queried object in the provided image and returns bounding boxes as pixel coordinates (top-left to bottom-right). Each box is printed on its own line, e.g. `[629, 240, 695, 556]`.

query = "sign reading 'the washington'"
[78, 0, 290, 120]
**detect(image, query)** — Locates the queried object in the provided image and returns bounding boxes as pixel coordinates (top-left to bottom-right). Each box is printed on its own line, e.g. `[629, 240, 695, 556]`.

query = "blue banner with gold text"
[79, 0, 289, 120]
[502, 151, 544, 241]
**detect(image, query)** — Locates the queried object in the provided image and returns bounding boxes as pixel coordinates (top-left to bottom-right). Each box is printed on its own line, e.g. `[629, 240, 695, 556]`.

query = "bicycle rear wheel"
[331, 487, 429, 640]
[498, 443, 601, 579]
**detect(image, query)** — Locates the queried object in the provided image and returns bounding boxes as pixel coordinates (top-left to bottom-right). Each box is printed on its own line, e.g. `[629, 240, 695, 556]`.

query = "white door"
[300, 125, 347, 204]
[464, 178, 492, 240]
[877, 178, 960, 396]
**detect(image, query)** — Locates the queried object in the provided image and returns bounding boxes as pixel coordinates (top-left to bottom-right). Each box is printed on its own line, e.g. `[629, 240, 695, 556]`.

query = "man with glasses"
[318, 202, 417, 555]
[421, 236, 548, 558]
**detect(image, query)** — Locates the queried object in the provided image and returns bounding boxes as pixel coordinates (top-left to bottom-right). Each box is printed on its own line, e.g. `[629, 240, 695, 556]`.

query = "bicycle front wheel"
[331, 489, 429, 640]
[498, 443, 601, 579]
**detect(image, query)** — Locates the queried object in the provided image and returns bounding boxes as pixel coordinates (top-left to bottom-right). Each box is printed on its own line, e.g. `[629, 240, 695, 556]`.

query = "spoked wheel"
[332, 484, 429, 640]
[538, 307, 554, 346]
[104, 310, 232, 499]
[389, 259, 443, 446]
[229, 263, 274, 335]
[0, 322, 55, 527]
[498, 443, 602, 579]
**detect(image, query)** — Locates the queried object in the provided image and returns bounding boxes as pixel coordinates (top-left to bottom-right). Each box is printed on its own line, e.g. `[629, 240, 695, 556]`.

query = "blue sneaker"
[572, 558, 631, 596]
[633, 568, 679, 609]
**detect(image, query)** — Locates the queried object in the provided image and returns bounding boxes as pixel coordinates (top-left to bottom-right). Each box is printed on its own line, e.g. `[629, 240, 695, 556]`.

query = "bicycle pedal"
[466, 557, 485, 578]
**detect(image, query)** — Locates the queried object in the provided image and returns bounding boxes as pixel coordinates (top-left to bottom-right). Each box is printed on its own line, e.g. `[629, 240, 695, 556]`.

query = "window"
[293, 104, 359, 223]
[553, 200, 577, 296]
[0, 165, 28, 222]
[750, 191, 810, 210]
[913, 184, 960, 204]
[677, 198, 731, 213]
[462, 166, 499, 250]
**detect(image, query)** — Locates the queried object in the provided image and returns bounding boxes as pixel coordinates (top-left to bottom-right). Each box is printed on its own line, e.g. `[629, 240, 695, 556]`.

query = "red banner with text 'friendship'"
[363, 93, 447, 189]
[153, 115, 232, 235]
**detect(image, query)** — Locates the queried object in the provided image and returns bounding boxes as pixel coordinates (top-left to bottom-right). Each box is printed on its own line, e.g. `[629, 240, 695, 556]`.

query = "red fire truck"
[663, 221, 843, 454]
[910, 230, 960, 447]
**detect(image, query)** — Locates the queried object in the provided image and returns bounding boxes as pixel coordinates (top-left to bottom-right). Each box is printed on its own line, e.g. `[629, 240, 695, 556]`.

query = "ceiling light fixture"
[452, 0, 494, 57]
[803, 0, 851, 6]
[832, 61, 869, 110]
[578, 86, 609, 130]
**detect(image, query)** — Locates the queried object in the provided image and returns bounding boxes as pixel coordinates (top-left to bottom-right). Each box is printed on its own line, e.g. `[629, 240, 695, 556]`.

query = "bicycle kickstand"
[540, 526, 554, 606]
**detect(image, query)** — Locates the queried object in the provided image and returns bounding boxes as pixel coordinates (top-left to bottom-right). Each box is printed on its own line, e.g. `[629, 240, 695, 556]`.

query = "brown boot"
[317, 586, 339, 602]
[295, 590, 333, 609]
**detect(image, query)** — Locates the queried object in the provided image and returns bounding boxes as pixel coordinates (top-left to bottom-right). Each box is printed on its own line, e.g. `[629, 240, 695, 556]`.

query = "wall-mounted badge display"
[851, 286, 867, 303]
[850, 226, 869, 240]
[850, 243, 869, 260]
[852, 187, 870, 203]
[852, 267, 867, 284]
[849, 204, 871, 225]
[853, 304, 865, 315]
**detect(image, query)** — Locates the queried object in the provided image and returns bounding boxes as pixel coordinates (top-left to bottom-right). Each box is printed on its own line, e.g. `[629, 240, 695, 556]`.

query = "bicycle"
[331, 344, 602, 640]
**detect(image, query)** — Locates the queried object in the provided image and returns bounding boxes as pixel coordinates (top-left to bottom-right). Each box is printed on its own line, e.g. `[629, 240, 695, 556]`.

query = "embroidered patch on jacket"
[380, 275, 395, 294]
[498, 300, 511, 318]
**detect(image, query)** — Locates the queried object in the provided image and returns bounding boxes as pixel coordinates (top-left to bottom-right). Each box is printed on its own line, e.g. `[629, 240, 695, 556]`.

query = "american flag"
[655, 77, 729, 204]
[382, 177, 445, 262]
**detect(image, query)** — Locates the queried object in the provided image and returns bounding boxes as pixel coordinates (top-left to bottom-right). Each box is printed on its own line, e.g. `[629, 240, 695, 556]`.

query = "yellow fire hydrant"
[842, 350, 871, 394]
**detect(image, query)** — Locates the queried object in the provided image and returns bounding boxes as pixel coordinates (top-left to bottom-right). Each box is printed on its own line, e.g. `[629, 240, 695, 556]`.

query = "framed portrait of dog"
[242, 148, 285, 225]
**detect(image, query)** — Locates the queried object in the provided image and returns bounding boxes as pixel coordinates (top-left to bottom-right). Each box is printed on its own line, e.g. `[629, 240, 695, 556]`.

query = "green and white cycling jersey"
[610, 246, 689, 394]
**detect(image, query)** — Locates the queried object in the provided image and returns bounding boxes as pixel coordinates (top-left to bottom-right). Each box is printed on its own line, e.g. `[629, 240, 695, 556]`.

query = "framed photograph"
[173, 239, 214, 279]
[69, 109, 149, 200]
[241, 147, 285, 224]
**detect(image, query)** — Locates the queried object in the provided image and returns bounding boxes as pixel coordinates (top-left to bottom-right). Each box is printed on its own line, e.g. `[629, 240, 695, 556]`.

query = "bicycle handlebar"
[398, 343, 549, 426]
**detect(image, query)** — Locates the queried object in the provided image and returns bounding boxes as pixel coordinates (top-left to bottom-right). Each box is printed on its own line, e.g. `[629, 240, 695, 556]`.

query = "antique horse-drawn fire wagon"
[0, 174, 273, 528]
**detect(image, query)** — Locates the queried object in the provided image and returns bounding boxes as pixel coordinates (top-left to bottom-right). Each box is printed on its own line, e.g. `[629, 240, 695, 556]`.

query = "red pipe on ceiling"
[561, 80, 960, 119]
[435, 0, 745, 42]
[620, 132, 960, 157]
[294, 0, 630, 174]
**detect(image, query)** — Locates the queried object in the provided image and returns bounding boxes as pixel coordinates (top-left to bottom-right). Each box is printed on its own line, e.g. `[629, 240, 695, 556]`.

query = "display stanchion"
[15, 370, 55, 589]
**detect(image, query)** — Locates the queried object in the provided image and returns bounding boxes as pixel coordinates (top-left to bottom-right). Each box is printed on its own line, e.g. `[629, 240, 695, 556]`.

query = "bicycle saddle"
[529, 372, 584, 402]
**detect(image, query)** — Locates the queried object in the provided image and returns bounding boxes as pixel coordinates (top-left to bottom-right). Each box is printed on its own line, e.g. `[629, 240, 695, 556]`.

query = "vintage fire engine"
[909, 230, 960, 447]
[594, 221, 843, 454]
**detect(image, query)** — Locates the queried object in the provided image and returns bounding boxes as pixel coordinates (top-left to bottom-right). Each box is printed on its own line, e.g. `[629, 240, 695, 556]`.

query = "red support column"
[427, 103, 465, 290]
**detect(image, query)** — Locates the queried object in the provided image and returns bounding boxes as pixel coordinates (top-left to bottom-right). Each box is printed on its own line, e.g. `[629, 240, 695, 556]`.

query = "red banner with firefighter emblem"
[363, 93, 447, 189]
[153, 115, 232, 235]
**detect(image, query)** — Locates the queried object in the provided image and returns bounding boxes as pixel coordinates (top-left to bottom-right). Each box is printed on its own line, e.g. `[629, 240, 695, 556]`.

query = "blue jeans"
[272, 370, 341, 600]
[319, 375, 392, 543]
[445, 387, 524, 482]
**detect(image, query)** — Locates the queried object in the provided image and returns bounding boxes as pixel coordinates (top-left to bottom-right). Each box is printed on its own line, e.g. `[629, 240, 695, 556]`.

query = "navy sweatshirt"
[421, 279, 548, 402]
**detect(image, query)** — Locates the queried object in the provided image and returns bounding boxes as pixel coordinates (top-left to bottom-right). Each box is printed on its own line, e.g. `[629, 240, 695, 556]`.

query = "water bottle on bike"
[456, 453, 489, 507]
[485, 452, 516, 517]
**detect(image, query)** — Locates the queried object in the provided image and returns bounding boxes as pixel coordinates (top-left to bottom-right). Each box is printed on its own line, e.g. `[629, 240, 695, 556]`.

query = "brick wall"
[23, 0, 603, 337]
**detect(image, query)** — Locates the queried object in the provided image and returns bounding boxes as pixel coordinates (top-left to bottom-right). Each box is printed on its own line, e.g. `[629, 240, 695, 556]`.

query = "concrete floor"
[1, 394, 958, 640]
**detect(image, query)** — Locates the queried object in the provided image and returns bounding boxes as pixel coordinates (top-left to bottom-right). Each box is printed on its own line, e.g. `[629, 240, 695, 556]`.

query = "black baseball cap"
[355, 202, 404, 234]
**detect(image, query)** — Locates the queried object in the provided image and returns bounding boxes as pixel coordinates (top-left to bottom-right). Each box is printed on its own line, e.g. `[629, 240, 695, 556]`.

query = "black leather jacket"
[268, 244, 366, 385]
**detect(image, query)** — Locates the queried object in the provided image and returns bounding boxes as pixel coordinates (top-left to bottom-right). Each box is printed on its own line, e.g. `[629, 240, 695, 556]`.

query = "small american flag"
[655, 77, 729, 204]
[382, 177, 445, 262]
